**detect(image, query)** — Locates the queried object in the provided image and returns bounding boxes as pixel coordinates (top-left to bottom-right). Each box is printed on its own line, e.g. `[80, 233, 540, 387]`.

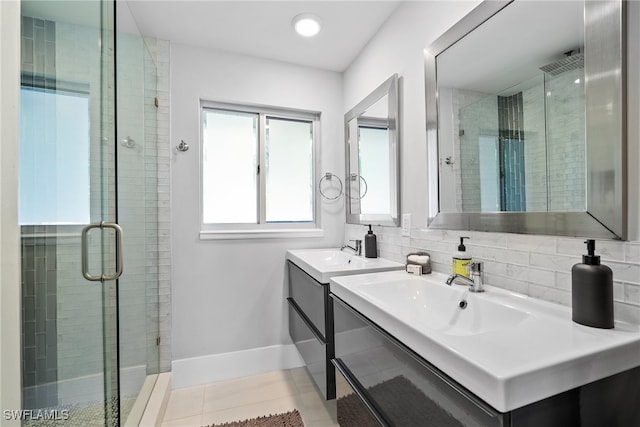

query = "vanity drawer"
[288, 260, 328, 338]
[333, 358, 386, 426]
[332, 294, 508, 427]
[288, 299, 335, 399]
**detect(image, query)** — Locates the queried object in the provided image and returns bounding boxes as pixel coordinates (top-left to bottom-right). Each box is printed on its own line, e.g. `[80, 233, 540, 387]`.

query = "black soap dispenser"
[571, 240, 614, 329]
[364, 225, 377, 258]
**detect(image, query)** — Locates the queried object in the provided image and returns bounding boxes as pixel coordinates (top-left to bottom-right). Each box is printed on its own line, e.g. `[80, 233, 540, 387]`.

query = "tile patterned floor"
[21, 397, 136, 427]
[161, 368, 339, 427]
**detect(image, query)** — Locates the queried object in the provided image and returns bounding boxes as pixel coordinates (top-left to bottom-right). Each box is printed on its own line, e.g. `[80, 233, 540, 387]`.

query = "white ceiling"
[125, 0, 402, 72]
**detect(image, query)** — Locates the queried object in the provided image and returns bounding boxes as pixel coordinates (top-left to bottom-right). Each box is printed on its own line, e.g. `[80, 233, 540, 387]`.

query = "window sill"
[199, 228, 325, 241]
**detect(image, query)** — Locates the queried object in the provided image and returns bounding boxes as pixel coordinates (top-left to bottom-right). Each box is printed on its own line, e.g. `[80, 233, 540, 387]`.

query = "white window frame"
[199, 100, 323, 240]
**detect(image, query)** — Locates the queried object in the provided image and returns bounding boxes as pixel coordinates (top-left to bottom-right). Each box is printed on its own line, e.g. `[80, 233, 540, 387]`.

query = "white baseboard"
[171, 344, 304, 389]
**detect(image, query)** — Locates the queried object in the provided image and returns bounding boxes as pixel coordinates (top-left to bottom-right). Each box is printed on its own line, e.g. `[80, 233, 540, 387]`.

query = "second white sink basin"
[363, 275, 530, 336]
[286, 248, 404, 283]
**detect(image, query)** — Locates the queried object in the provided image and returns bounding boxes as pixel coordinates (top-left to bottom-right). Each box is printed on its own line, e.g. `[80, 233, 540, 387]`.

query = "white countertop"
[286, 248, 404, 283]
[330, 270, 640, 412]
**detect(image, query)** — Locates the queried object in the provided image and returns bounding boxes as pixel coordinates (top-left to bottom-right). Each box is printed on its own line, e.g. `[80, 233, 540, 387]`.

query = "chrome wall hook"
[176, 140, 189, 152]
[121, 136, 135, 148]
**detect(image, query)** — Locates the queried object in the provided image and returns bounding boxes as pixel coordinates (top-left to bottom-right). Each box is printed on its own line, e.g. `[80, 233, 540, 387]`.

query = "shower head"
[539, 51, 584, 76]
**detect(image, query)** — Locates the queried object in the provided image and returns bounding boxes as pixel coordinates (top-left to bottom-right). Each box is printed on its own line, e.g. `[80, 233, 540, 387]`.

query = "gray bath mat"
[205, 409, 304, 427]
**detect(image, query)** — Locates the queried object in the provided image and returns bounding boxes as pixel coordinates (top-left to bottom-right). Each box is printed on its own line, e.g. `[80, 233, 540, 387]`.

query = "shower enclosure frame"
[16, 0, 163, 424]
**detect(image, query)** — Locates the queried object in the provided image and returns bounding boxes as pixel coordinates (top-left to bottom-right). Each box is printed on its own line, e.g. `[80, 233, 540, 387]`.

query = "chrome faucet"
[446, 261, 484, 293]
[341, 239, 362, 256]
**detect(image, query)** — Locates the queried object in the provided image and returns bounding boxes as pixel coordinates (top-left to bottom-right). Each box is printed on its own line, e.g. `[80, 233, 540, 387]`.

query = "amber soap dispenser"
[571, 240, 614, 329]
[452, 237, 471, 278]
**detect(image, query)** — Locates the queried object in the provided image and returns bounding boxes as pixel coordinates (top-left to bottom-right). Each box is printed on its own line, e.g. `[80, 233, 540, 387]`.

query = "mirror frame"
[345, 73, 401, 227]
[425, 0, 627, 240]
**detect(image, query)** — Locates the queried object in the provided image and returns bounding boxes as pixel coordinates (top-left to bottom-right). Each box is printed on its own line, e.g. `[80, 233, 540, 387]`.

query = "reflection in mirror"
[437, 0, 584, 213]
[345, 74, 400, 226]
[426, 0, 626, 239]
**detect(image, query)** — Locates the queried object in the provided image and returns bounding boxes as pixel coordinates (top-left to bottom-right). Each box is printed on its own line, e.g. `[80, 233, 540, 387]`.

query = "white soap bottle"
[452, 237, 471, 278]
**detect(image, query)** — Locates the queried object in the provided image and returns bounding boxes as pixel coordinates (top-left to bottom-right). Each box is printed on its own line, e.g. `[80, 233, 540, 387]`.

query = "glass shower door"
[19, 0, 120, 425]
[115, 5, 161, 423]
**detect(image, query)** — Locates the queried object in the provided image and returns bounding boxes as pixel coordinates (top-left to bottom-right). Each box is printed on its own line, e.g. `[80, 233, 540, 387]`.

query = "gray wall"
[169, 44, 344, 372]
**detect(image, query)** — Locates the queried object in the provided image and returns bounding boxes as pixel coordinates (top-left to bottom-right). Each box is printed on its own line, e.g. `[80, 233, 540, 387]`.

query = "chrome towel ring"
[319, 172, 343, 200]
[348, 173, 368, 200]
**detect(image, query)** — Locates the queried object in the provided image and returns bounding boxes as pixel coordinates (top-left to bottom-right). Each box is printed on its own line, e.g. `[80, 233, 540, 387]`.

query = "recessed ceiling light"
[292, 13, 322, 37]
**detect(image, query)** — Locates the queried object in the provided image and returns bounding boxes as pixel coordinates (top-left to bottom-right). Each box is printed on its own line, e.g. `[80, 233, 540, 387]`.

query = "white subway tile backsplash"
[557, 237, 625, 261]
[508, 234, 556, 252]
[529, 284, 571, 307]
[556, 238, 587, 257]
[554, 272, 572, 291]
[476, 246, 530, 266]
[411, 238, 451, 254]
[613, 282, 626, 303]
[529, 252, 575, 272]
[614, 302, 640, 324]
[607, 262, 640, 284]
[626, 243, 640, 263]
[347, 224, 640, 324]
[481, 260, 508, 276]
[593, 240, 626, 261]
[471, 232, 509, 248]
[412, 228, 444, 241]
[506, 264, 555, 286]
[624, 284, 640, 306]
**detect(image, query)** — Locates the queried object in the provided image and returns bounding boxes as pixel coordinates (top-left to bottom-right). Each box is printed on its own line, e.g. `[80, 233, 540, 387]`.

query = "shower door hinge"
[156, 336, 161, 346]
[154, 97, 159, 108]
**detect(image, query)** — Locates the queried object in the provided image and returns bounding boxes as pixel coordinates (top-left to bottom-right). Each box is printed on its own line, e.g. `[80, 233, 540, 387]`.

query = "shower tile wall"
[456, 92, 499, 212]
[545, 68, 586, 211]
[522, 81, 547, 211]
[497, 92, 526, 211]
[453, 69, 585, 212]
[116, 34, 171, 385]
[21, 232, 59, 409]
[20, 16, 60, 409]
[117, 31, 153, 396]
[346, 224, 640, 325]
[144, 37, 172, 373]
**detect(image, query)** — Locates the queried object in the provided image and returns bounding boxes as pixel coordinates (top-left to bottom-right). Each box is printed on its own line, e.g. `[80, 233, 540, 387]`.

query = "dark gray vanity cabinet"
[332, 294, 507, 427]
[332, 294, 640, 427]
[287, 260, 335, 399]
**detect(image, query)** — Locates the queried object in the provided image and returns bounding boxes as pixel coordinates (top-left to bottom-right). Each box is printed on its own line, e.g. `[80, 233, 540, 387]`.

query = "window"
[19, 85, 91, 225]
[358, 125, 391, 215]
[200, 101, 320, 239]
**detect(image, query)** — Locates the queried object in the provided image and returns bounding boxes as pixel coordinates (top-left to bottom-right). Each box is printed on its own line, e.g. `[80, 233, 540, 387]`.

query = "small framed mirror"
[345, 74, 400, 226]
[425, 0, 626, 239]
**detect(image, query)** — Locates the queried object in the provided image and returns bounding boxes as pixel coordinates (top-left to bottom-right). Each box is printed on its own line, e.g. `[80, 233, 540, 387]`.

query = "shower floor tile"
[22, 397, 135, 427]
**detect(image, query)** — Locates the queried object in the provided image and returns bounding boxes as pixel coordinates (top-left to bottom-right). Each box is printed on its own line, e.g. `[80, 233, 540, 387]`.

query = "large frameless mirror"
[425, 0, 627, 239]
[345, 74, 400, 226]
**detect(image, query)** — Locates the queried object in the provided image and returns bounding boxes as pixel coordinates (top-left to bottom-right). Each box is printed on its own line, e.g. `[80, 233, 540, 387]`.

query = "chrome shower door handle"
[81, 221, 124, 282]
[101, 222, 124, 281]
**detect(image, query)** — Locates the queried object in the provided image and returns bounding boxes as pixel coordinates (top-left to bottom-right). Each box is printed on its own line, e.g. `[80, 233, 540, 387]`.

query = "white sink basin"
[286, 248, 404, 283]
[331, 270, 640, 412]
[362, 275, 530, 336]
